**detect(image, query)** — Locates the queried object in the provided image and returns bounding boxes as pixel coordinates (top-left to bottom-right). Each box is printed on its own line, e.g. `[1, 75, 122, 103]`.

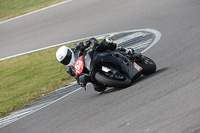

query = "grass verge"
[0, 43, 75, 118]
[0, 0, 67, 22]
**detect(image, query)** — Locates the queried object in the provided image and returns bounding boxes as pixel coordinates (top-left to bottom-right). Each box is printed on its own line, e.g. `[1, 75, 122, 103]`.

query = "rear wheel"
[136, 56, 156, 75]
[95, 71, 132, 88]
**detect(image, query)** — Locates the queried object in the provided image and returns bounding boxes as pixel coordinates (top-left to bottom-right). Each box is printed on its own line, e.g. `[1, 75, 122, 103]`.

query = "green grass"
[0, 0, 73, 117]
[0, 43, 75, 117]
[0, 0, 67, 22]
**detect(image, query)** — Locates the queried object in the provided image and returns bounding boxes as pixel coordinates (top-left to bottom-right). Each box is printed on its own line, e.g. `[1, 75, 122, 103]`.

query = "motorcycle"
[73, 47, 156, 92]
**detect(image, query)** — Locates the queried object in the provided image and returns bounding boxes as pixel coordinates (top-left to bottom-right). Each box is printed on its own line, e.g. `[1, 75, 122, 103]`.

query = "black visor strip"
[61, 49, 72, 65]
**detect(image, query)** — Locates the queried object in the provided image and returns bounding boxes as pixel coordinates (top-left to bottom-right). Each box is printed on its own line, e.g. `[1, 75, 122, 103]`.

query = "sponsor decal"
[133, 62, 143, 72]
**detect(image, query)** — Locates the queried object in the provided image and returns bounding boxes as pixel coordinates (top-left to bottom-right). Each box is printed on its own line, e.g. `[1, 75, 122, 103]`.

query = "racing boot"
[116, 47, 134, 55]
[93, 84, 107, 93]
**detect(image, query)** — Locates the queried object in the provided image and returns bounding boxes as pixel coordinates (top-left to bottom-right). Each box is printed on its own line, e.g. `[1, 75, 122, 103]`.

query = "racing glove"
[89, 38, 99, 49]
[77, 74, 90, 87]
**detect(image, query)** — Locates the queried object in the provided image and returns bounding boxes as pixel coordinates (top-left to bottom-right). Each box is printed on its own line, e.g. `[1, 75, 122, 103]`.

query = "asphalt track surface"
[1, 0, 200, 133]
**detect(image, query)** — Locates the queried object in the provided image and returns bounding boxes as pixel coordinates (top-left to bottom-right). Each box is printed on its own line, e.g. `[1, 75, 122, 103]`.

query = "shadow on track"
[99, 67, 170, 95]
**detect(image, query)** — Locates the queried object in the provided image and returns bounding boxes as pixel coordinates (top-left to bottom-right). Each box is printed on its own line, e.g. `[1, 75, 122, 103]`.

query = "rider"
[56, 37, 135, 90]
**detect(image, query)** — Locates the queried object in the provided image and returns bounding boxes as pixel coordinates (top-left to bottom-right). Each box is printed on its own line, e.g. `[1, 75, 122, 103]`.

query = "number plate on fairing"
[132, 62, 143, 72]
[74, 56, 84, 76]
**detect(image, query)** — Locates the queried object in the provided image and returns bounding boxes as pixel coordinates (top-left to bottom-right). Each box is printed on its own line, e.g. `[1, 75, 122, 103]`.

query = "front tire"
[136, 56, 156, 75]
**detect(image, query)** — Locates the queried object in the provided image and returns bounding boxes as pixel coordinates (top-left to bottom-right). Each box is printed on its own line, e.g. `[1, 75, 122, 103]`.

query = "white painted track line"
[0, 29, 161, 61]
[0, 86, 81, 128]
[0, 0, 73, 25]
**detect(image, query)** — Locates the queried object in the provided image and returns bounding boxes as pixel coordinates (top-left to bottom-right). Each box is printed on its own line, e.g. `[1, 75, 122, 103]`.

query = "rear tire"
[95, 71, 132, 88]
[136, 56, 156, 75]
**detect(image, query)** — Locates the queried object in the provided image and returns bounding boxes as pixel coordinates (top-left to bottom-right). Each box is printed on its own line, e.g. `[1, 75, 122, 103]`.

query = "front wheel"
[95, 71, 132, 88]
[136, 56, 156, 75]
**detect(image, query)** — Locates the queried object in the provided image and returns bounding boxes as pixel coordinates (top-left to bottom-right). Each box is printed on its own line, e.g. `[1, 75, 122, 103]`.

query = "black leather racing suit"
[66, 38, 134, 87]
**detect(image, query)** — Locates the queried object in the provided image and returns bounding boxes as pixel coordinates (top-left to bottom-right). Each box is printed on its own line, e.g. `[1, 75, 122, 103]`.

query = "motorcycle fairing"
[84, 49, 95, 71]
[92, 51, 140, 79]
[74, 56, 84, 76]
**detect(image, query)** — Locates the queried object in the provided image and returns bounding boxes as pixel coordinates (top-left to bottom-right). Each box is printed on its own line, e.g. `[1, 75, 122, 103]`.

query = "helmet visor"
[60, 49, 72, 65]
[67, 49, 75, 66]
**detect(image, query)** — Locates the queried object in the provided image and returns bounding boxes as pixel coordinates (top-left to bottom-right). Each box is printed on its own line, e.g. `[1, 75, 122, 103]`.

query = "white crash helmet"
[56, 46, 75, 66]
